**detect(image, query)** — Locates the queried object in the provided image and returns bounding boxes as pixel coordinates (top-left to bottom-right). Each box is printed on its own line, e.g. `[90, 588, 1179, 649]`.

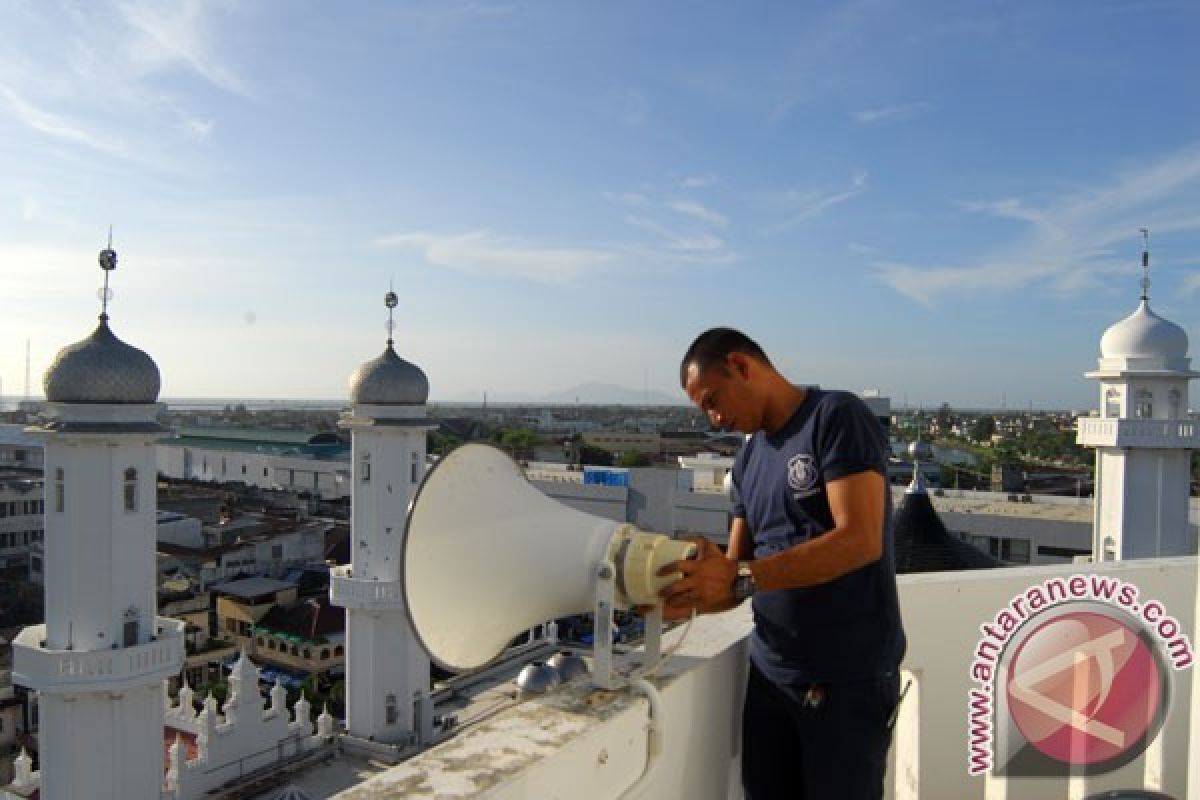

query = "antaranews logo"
[966, 574, 1194, 778]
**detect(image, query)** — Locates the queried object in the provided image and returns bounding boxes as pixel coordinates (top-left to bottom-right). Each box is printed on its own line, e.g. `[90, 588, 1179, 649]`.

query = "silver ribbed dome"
[348, 344, 429, 405]
[43, 320, 161, 404]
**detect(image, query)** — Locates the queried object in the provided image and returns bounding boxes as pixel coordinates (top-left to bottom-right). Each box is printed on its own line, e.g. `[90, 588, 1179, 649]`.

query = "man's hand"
[655, 536, 741, 621]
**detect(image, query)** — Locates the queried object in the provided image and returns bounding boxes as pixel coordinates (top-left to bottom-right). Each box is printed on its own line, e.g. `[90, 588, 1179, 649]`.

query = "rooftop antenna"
[384, 281, 398, 348]
[1139, 227, 1151, 302]
[98, 226, 117, 322]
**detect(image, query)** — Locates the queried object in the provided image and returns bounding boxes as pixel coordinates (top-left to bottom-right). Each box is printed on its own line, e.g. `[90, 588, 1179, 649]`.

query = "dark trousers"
[742, 662, 899, 800]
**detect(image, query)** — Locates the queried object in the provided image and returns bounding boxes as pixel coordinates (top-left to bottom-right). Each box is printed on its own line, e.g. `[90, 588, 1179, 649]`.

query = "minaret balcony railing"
[12, 617, 185, 694]
[329, 565, 406, 610]
[1076, 417, 1200, 448]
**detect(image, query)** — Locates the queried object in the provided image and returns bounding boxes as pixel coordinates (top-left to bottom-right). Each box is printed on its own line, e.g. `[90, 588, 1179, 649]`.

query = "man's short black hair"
[680, 327, 772, 388]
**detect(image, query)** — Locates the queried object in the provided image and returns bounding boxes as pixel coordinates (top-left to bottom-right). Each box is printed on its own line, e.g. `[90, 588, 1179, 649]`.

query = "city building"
[157, 427, 351, 500]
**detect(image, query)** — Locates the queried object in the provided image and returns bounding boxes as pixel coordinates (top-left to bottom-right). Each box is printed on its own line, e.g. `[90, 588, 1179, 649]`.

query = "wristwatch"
[732, 561, 756, 602]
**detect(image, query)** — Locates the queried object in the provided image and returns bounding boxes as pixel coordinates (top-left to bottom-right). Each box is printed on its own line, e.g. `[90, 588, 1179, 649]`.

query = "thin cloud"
[624, 215, 725, 253]
[768, 171, 868, 231]
[375, 231, 614, 285]
[852, 101, 932, 125]
[119, 0, 250, 97]
[0, 85, 128, 156]
[876, 145, 1200, 305]
[1183, 272, 1200, 295]
[681, 173, 718, 189]
[668, 200, 728, 227]
[602, 191, 649, 208]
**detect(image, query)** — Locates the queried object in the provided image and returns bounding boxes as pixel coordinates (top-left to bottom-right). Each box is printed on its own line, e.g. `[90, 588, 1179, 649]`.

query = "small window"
[361, 452, 371, 484]
[410, 452, 419, 484]
[1135, 389, 1153, 419]
[385, 694, 398, 725]
[263, 467, 269, 477]
[290, 645, 299, 656]
[271, 544, 283, 559]
[123, 468, 138, 512]
[1168, 388, 1181, 419]
[241, 464, 247, 475]
[321, 648, 330, 660]
[303, 648, 312, 659]
[1002, 538, 1031, 564]
[55, 467, 65, 512]
[1104, 388, 1121, 418]
[221, 458, 227, 476]
[334, 645, 344, 657]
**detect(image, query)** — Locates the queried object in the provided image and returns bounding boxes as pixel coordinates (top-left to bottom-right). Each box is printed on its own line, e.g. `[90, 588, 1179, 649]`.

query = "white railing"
[1077, 417, 1200, 448]
[329, 566, 405, 609]
[12, 618, 185, 694]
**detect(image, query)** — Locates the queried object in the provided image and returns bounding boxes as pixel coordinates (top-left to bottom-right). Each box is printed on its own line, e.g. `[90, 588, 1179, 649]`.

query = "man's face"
[683, 355, 761, 434]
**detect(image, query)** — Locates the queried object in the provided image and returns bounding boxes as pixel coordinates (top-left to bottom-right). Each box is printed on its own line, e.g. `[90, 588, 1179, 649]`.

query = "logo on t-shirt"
[787, 453, 820, 499]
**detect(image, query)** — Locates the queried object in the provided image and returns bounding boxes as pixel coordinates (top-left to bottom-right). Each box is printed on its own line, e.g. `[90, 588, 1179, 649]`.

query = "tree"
[935, 403, 953, 435]
[616, 450, 650, 467]
[971, 415, 996, 443]
[579, 444, 613, 466]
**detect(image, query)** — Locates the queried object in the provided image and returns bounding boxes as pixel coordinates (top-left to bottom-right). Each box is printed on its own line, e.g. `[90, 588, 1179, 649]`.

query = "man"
[662, 327, 906, 800]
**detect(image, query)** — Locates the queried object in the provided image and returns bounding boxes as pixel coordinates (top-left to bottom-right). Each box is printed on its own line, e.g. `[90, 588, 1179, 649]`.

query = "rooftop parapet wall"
[332, 607, 753, 800]
[331, 557, 1198, 800]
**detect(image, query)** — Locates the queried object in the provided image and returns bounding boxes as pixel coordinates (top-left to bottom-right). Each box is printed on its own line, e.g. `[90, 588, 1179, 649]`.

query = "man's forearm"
[749, 523, 881, 591]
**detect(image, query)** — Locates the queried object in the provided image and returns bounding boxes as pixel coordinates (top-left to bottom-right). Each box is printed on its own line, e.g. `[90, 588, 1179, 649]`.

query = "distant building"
[157, 427, 351, 499]
[0, 474, 43, 576]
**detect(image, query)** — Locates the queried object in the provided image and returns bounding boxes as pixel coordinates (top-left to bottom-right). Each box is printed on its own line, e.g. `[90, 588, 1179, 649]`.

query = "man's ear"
[726, 351, 753, 379]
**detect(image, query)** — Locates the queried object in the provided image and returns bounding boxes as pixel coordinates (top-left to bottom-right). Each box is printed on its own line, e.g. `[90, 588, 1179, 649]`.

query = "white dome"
[1100, 300, 1188, 360]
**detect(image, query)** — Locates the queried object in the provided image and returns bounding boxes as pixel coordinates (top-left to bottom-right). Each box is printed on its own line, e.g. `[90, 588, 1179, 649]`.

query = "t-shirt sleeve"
[730, 436, 750, 518]
[817, 393, 887, 482]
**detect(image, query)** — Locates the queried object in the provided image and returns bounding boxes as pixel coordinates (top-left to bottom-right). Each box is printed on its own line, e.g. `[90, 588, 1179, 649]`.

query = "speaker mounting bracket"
[591, 559, 665, 690]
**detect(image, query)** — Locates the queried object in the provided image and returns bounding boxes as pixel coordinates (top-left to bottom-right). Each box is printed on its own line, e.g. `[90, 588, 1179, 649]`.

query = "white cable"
[631, 607, 697, 680]
[619, 676, 664, 799]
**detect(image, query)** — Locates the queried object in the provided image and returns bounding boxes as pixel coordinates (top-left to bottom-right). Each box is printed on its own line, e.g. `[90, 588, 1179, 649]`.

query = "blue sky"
[3, 1, 1200, 408]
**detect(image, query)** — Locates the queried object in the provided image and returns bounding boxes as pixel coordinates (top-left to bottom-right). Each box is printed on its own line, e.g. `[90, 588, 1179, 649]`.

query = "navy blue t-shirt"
[731, 388, 906, 685]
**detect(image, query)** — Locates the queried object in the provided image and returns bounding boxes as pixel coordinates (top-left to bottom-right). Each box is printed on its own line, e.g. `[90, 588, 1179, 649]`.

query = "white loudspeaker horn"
[403, 443, 696, 674]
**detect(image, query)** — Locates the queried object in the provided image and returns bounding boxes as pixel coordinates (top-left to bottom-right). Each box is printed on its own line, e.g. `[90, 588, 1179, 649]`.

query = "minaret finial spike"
[384, 285, 398, 348]
[1139, 227, 1150, 302]
[98, 229, 118, 322]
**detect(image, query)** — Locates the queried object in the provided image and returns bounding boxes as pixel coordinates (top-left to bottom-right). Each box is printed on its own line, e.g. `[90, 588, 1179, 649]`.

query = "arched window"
[123, 468, 138, 512]
[1135, 389, 1153, 419]
[1104, 388, 1121, 418]
[1168, 388, 1182, 419]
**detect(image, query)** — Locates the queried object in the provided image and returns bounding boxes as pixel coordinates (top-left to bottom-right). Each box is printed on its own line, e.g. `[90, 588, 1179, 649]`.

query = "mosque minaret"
[1077, 232, 1200, 561]
[11, 242, 185, 799]
[330, 290, 435, 749]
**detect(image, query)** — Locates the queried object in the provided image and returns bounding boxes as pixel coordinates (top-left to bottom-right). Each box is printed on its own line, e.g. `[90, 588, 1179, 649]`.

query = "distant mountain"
[538, 382, 682, 405]
[439, 383, 684, 406]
